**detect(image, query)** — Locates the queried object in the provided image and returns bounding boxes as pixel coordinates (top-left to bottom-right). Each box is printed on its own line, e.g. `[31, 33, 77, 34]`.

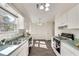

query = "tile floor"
[29, 40, 56, 56]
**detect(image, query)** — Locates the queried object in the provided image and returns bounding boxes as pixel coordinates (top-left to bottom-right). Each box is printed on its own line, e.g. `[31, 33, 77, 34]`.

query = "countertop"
[0, 36, 31, 56]
[61, 40, 79, 55]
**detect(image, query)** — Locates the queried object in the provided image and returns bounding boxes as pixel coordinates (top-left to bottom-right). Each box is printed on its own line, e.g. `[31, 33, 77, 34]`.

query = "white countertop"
[61, 40, 79, 56]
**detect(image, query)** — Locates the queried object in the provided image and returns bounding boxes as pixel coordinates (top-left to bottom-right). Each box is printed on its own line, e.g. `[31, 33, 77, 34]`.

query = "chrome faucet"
[1, 39, 6, 45]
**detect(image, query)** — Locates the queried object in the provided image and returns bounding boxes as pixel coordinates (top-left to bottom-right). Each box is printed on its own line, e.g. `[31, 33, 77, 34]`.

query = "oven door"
[56, 40, 60, 53]
[53, 38, 60, 54]
[53, 38, 57, 48]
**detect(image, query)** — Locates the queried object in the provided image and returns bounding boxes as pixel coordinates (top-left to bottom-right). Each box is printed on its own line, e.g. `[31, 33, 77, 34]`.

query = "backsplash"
[0, 30, 23, 41]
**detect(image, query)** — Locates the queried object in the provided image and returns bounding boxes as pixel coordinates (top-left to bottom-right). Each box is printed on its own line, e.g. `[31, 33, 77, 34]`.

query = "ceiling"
[10, 3, 77, 24]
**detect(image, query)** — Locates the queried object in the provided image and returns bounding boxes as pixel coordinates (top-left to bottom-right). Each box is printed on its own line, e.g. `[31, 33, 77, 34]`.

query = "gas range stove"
[52, 33, 74, 55]
[55, 33, 74, 41]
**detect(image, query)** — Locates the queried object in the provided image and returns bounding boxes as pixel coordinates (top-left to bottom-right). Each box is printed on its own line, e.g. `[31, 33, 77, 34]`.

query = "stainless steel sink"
[5, 40, 21, 45]
[0, 45, 11, 51]
[5, 37, 25, 45]
[0, 37, 26, 52]
[0, 37, 26, 56]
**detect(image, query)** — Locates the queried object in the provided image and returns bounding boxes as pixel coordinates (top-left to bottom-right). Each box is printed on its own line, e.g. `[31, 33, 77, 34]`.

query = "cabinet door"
[59, 17, 63, 26]
[10, 41, 28, 56]
[56, 17, 61, 26]
[75, 5, 79, 28]
[61, 14, 67, 26]
[67, 5, 79, 29]
[17, 41, 28, 56]
[10, 45, 24, 56]
[58, 14, 67, 27]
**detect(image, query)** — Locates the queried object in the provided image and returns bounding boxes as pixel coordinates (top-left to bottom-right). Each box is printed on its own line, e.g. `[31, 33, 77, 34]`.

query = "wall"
[0, 30, 23, 41]
[30, 21, 54, 40]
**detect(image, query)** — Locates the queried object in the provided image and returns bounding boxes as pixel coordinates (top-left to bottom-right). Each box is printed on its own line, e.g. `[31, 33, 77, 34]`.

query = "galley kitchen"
[0, 3, 79, 56]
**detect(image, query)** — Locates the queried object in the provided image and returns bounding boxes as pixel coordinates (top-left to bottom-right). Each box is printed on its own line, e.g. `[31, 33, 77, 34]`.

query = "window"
[0, 8, 17, 33]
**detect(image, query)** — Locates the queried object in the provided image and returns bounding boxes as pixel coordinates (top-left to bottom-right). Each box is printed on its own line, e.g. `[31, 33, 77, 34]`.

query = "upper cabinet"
[57, 5, 79, 29]
[67, 5, 79, 29]
[58, 13, 68, 29]
[61, 14, 67, 26]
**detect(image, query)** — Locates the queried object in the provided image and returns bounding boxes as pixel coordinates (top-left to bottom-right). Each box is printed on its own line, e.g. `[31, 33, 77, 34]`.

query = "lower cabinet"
[10, 41, 28, 56]
[17, 41, 28, 56]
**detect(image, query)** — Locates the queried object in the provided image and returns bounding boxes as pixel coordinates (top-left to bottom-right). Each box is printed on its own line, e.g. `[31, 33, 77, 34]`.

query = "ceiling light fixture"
[45, 3, 50, 7]
[36, 3, 50, 12]
[40, 5, 44, 10]
[45, 7, 49, 11]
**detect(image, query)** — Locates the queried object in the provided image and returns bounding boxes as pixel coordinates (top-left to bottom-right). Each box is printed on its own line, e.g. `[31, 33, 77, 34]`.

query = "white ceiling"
[10, 3, 77, 24]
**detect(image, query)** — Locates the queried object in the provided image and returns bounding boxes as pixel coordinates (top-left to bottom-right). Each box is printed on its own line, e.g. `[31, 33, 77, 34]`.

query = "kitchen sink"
[5, 40, 22, 45]
[4, 37, 26, 45]
[0, 37, 27, 55]
[0, 45, 11, 51]
[0, 37, 26, 52]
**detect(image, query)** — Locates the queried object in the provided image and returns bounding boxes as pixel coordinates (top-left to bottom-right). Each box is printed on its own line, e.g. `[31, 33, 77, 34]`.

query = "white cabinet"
[10, 40, 28, 56]
[57, 14, 68, 29]
[60, 14, 67, 26]
[17, 41, 28, 56]
[67, 5, 79, 29]
[57, 5, 79, 29]
[57, 16, 64, 27]
[57, 13, 67, 27]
